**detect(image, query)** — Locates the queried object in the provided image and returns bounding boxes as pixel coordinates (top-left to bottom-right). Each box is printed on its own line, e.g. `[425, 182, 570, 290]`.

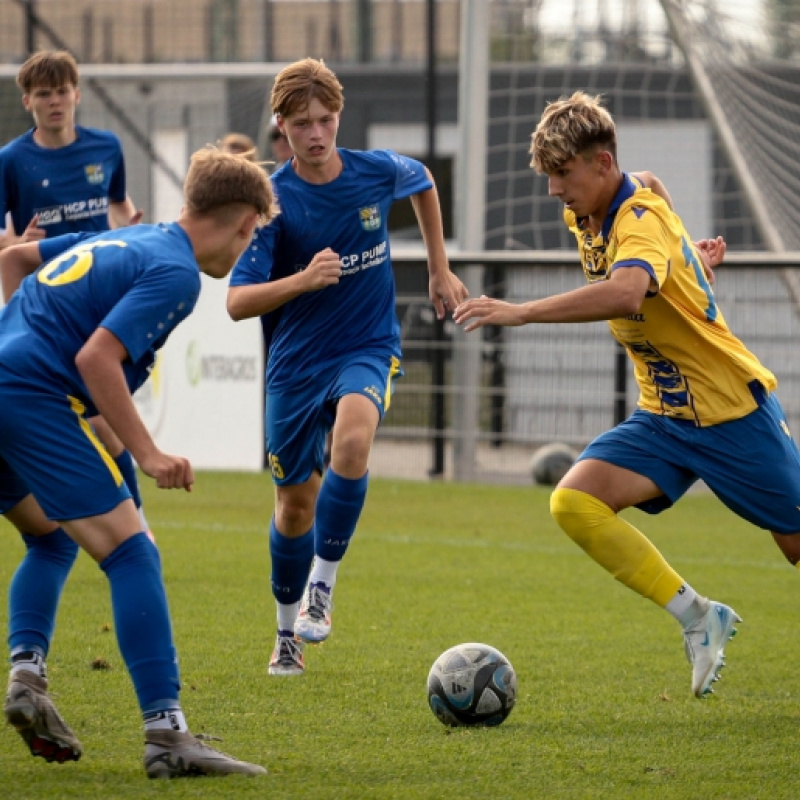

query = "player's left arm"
[0, 239, 45, 302]
[409, 170, 468, 318]
[1, 232, 96, 302]
[75, 328, 193, 491]
[109, 196, 143, 228]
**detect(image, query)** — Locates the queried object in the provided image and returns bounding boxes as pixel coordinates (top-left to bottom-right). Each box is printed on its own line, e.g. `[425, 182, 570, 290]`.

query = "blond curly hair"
[530, 91, 617, 175]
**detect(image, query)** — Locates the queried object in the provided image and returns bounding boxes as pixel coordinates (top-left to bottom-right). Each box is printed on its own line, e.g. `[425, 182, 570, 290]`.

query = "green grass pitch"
[0, 472, 798, 799]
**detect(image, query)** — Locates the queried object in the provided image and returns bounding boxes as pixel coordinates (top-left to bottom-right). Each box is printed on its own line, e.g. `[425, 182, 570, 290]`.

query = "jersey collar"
[600, 172, 639, 241]
[159, 221, 194, 254]
[574, 172, 639, 241]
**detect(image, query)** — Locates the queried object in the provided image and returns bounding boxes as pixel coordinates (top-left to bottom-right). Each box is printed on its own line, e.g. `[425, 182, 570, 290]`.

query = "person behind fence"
[454, 90, 800, 699]
[219, 131, 258, 162]
[0, 49, 153, 544]
[226, 57, 468, 677]
[0, 146, 278, 777]
[266, 114, 293, 168]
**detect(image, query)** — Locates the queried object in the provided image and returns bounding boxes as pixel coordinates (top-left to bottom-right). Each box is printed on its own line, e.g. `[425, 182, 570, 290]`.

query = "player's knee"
[550, 487, 613, 545]
[22, 527, 79, 566]
[275, 497, 314, 534]
[329, 431, 372, 474]
[550, 486, 585, 540]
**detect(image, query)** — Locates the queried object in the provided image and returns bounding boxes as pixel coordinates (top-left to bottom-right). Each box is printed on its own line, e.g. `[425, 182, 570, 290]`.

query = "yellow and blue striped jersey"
[565, 174, 775, 426]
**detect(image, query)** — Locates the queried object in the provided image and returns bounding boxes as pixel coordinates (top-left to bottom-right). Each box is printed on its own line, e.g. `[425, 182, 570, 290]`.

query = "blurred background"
[1, 0, 799, 483]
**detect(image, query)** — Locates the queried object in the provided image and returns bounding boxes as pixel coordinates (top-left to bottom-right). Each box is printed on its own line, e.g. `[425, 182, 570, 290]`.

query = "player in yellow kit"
[454, 91, 800, 698]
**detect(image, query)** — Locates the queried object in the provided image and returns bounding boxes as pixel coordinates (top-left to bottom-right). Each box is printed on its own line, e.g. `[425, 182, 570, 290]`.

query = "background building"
[2, 0, 799, 480]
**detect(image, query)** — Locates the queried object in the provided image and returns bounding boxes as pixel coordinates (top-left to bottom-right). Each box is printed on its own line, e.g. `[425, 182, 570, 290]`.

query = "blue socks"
[314, 468, 368, 562]
[269, 520, 314, 605]
[8, 528, 78, 657]
[10, 530, 178, 718]
[269, 469, 367, 631]
[100, 533, 180, 710]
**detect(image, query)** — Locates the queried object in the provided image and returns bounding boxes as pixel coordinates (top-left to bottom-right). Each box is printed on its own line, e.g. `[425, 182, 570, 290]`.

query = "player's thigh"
[568, 411, 697, 513]
[558, 459, 664, 512]
[331, 393, 380, 468]
[329, 352, 399, 472]
[266, 386, 330, 486]
[331, 352, 402, 422]
[2, 491, 59, 537]
[0, 446, 60, 536]
[62, 500, 142, 562]
[0, 385, 132, 521]
[267, 353, 399, 485]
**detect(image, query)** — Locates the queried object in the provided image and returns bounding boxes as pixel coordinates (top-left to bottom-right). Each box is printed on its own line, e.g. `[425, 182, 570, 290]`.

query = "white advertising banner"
[133, 274, 265, 471]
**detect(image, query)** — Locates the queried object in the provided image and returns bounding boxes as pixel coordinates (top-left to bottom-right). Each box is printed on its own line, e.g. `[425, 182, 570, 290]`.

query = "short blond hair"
[270, 58, 344, 119]
[17, 50, 79, 94]
[530, 91, 617, 174]
[183, 147, 278, 226]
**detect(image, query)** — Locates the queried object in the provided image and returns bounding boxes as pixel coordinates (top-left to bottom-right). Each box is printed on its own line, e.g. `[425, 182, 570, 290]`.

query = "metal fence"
[381, 251, 800, 485]
[0, 0, 462, 66]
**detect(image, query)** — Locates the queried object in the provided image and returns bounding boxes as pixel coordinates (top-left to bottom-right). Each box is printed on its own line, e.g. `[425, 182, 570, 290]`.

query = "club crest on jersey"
[84, 164, 105, 185]
[582, 237, 608, 280]
[359, 205, 381, 231]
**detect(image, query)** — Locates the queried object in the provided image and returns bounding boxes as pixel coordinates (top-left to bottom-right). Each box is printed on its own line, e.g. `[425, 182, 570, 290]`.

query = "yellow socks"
[550, 487, 684, 607]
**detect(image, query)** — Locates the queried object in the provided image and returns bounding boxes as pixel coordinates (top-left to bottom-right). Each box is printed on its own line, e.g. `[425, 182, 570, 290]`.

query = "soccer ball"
[529, 441, 579, 486]
[427, 643, 517, 727]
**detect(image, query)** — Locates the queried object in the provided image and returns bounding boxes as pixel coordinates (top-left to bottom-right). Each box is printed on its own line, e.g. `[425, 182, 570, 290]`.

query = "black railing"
[389, 250, 800, 483]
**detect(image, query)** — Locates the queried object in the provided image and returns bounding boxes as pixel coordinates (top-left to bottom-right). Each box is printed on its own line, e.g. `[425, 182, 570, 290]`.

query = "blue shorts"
[0, 380, 131, 520]
[579, 394, 800, 534]
[266, 352, 402, 486]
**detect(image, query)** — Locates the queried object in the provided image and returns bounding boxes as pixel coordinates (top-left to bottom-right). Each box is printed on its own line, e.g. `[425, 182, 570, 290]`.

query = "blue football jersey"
[0, 224, 201, 415]
[0, 126, 127, 237]
[230, 148, 432, 390]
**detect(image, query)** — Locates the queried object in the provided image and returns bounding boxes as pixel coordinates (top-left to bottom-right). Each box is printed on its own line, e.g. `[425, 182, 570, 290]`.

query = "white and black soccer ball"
[427, 642, 517, 727]
[529, 442, 579, 486]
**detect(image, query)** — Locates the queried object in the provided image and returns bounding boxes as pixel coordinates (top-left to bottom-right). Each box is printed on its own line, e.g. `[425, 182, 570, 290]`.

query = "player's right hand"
[304, 247, 342, 291]
[139, 451, 195, 492]
[454, 295, 527, 332]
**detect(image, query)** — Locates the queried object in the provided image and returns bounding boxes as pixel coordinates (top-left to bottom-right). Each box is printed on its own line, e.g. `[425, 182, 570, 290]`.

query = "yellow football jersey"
[565, 174, 776, 426]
